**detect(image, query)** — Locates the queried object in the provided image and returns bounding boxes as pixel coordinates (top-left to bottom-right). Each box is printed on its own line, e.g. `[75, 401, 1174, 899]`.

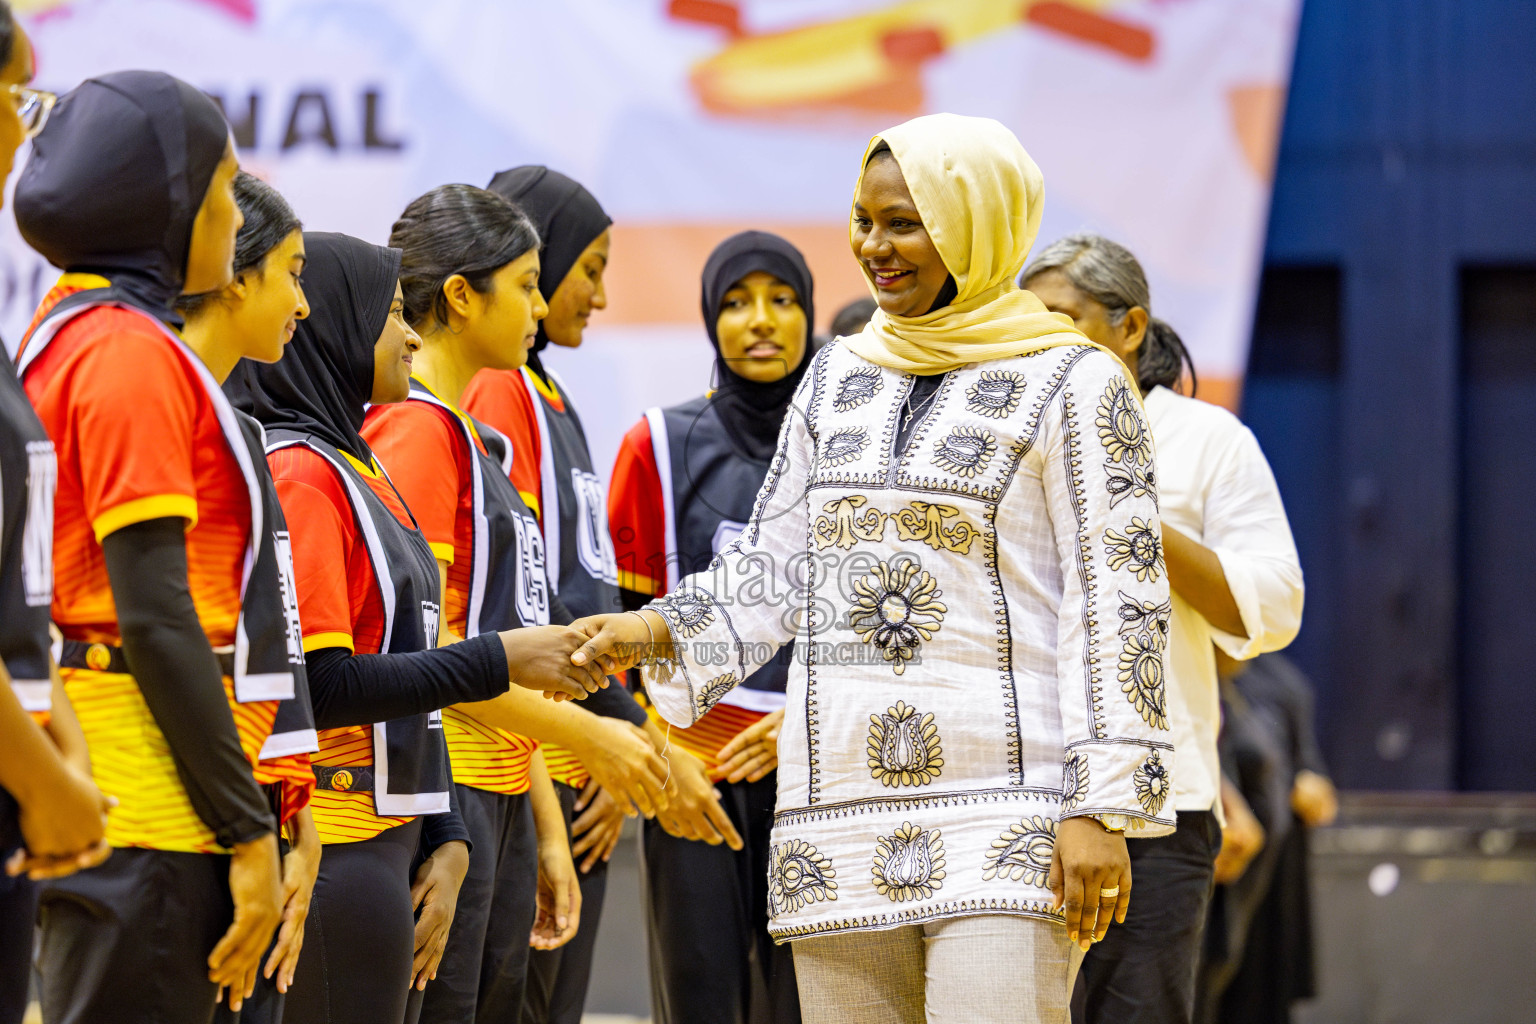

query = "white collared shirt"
[1143, 385, 1304, 815]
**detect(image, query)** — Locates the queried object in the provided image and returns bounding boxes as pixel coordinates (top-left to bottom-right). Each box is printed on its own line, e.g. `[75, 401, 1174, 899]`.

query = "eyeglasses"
[9, 85, 57, 140]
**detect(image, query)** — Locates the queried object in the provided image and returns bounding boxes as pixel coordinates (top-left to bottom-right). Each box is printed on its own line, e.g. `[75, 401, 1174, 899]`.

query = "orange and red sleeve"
[461, 369, 543, 521]
[362, 403, 463, 566]
[609, 418, 667, 600]
[70, 319, 200, 540]
[268, 448, 358, 654]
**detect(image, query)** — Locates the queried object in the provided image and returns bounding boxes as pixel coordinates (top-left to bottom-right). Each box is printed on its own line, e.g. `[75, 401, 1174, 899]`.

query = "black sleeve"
[420, 778, 471, 854]
[304, 632, 509, 731]
[102, 518, 276, 847]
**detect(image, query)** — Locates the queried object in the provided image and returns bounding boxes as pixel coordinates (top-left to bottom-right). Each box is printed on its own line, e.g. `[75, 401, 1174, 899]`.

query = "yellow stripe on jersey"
[91, 493, 198, 542]
[617, 568, 661, 596]
[63, 667, 275, 852]
[542, 744, 589, 790]
[442, 707, 537, 795]
[310, 724, 413, 844]
[302, 631, 355, 654]
[428, 541, 456, 565]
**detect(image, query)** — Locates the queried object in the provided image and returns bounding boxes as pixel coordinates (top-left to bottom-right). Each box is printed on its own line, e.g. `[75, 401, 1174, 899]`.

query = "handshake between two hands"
[498, 611, 671, 701]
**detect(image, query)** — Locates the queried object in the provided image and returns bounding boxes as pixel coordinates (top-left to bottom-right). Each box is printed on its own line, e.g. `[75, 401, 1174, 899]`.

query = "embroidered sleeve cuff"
[1059, 740, 1177, 837]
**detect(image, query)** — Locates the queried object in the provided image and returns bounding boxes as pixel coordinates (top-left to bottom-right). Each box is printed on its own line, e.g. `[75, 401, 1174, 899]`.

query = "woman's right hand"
[500, 625, 610, 701]
[571, 717, 670, 819]
[569, 612, 671, 676]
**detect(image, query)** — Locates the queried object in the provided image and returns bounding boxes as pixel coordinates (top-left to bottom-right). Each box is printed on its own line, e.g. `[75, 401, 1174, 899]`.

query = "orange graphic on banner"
[671, 0, 1155, 118]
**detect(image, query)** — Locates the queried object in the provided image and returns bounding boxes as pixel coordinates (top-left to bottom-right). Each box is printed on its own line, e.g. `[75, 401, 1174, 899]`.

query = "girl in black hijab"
[14, 69, 288, 1023]
[464, 168, 739, 1024]
[241, 232, 605, 1024]
[607, 230, 813, 1024]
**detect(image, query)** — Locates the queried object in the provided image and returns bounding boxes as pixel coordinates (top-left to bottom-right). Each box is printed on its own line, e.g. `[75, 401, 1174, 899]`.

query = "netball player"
[462, 166, 731, 1024]
[608, 231, 812, 1024]
[179, 169, 323, 1023]
[0, 9, 111, 1023]
[15, 71, 302, 1021]
[360, 184, 595, 1020]
[238, 231, 605, 1023]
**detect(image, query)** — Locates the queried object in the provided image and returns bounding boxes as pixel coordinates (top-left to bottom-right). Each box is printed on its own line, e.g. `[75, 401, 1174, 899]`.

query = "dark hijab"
[14, 70, 230, 320]
[486, 165, 611, 378]
[229, 232, 402, 463]
[701, 231, 815, 463]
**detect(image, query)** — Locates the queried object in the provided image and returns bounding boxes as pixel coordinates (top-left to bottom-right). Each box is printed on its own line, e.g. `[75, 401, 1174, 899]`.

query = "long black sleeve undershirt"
[420, 780, 471, 854]
[102, 518, 275, 848]
[304, 632, 509, 731]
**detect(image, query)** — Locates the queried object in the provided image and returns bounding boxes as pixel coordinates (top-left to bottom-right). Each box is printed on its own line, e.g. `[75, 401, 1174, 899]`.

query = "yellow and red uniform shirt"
[22, 276, 305, 849]
[363, 391, 538, 796]
[461, 368, 589, 787]
[268, 444, 422, 843]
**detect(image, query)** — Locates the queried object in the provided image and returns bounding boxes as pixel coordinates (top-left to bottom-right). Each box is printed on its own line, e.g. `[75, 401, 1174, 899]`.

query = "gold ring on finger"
[1099, 886, 1120, 898]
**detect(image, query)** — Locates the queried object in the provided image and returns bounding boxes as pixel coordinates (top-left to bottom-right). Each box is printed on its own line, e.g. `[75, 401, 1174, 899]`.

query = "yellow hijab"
[843, 113, 1097, 374]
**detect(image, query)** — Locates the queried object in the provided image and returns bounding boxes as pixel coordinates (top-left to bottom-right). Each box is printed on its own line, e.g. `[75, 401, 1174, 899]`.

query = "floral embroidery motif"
[1062, 752, 1089, 812]
[892, 501, 980, 554]
[813, 496, 887, 550]
[769, 839, 838, 915]
[820, 428, 871, 468]
[698, 673, 738, 711]
[833, 367, 884, 412]
[664, 589, 716, 638]
[1103, 518, 1164, 583]
[1119, 632, 1168, 729]
[966, 370, 1027, 418]
[1116, 591, 1171, 641]
[1096, 380, 1152, 466]
[931, 426, 997, 479]
[848, 559, 947, 675]
[1134, 750, 1171, 817]
[872, 822, 946, 902]
[1105, 460, 1156, 509]
[983, 816, 1055, 885]
[866, 701, 944, 787]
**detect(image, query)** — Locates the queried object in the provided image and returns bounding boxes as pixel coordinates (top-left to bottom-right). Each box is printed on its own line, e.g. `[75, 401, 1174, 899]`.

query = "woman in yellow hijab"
[569, 113, 1173, 1024]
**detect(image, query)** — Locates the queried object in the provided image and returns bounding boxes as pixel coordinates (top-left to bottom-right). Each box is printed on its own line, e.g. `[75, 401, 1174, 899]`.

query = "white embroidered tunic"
[645, 342, 1175, 941]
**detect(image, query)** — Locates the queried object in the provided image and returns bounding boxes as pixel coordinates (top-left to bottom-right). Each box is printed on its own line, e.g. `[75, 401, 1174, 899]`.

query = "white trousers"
[792, 914, 1085, 1024]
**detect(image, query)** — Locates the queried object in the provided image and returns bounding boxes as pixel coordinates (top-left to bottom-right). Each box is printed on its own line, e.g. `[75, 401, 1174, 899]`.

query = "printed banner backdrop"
[2, 0, 1300, 476]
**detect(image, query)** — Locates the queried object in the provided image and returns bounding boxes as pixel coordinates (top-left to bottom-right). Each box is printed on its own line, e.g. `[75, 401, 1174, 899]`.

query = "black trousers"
[38, 847, 234, 1024]
[285, 818, 423, 1024]
[1075, 810, 1222, 1024]
[641, 772, 800, 1024]
[522, 781, 605, 1024]
[0, 807, 35, 1024]
[420, 786, 538, 1023]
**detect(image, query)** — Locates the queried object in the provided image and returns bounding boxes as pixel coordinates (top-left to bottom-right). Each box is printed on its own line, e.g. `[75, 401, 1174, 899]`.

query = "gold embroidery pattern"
[813, 496, 886, 551]
[1103, 518, 1164, 583]
[892, 501, 980, 554]
[1134, 750, 1171, 817]
[872, 822, 946, 902]
[867, 701, 944, 788]
[966, 370, 1027, 418]
[848, 560, 948, 676]
[1118, 632, 1168, 729]
[983, 816, 1056, 885]
[1062, 753, 1089, 812]
[932, 426, 997, 479]
[769, 839, 838, 915]
[1096, 380, 1152, 466]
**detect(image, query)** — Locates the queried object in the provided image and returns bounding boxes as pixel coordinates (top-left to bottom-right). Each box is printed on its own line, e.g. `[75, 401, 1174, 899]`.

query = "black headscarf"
[14, 70, 230, 320]
[701, 231, 815, 463]
[486, 165, 611, 378]
[229, 232, 402, 463]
